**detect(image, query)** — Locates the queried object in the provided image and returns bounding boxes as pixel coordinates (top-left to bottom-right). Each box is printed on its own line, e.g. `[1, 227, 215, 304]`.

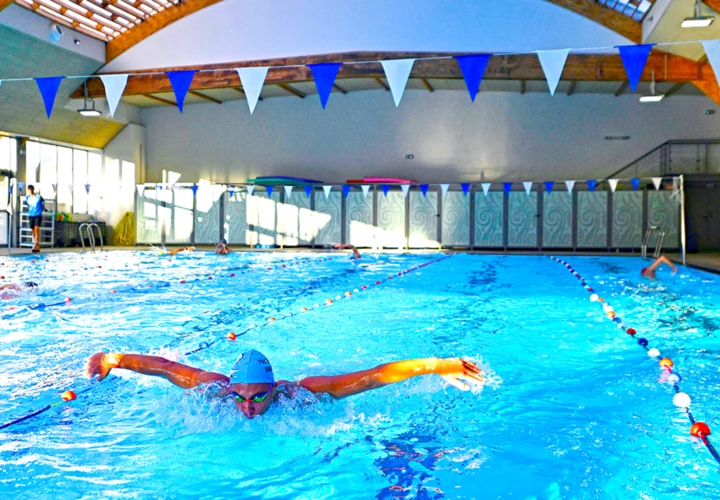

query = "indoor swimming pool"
[0, 251, 718, 498]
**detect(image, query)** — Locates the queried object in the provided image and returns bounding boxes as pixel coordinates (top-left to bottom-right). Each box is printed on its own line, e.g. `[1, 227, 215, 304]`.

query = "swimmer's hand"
[86, 352, 121, 381]
[437, 358, 485, 391]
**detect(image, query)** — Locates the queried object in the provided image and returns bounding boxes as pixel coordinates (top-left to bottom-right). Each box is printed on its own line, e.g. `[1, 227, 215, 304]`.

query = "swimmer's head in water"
[229, 350, 275, 418]
[23, 282, 38, 289]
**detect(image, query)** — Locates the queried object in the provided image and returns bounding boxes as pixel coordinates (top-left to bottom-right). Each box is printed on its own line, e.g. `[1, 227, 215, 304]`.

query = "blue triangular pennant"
[191, 185, 199, 196]
[503, 182, 512, 194]
[454, 55, 491, 102]
[631, 178, 641, 191]
[304, 185, 313, 197]
[587, 180, 597, 192]
[85, 184, 91, 193]
[266, 185, 274, 196]
[545, 181, 554, 193]
[9, 184, 13, 195]
[381, 185, 390, 196]
[35, 76, 64, 119]
[18, 182, 24, 193]
[167, 70, 196, 113]
[342, 185, 350, 198]
[228, 185, 235, 197]
[420, 184, 429, 197]
[616, 44, 654, 93]
[461, 183, 471, 196]
[308, 63, 342, 109]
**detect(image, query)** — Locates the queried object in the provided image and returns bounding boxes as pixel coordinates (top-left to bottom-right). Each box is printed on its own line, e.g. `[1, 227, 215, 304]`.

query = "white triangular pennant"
[523, 181, 533, 195]
[608, 179, 619, 192]
[236, 67, 269, 114]
[247, 185, 255, 196]
[400, 184, 410, 197]
[481, 183, 491, 196]
[361, 185, 370, 198]
[565, 180, 575, 193]
[536, 49, 570, 96]
[167, 171, 181, 189]
[652, 177, 662, 191]
[380, 59, 415, 107]
[323, 185, 332, 198]
[702, 40, 720, 87]
[284, 185, 293, 197]
[99, 74, 128, 118]
[136, 185, 144, 196]
[440, 184, 449, 198]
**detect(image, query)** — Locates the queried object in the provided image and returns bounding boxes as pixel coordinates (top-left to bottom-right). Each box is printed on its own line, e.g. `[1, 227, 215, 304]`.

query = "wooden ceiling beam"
[567, 80, 577, 96]
[692, 62, 720, 106]
[421, 78, 434, 92]
[143, 93, 177, 106]
[106, 0, 224, 62]
[189, 90, 222, 104]
[73, 52, 703, 99]
[0, 0, 15, 11]
[232, 87, 263, 100]
[520, 80, 526, 95]
[332, 83, 347, 95]
[543, 0, 642, 43]
[614, 81, 629, 96]
[663, 82, 685, 98]
[374, 77, 390, 91]
[704, 0, 720, 14]
[277, 83, 305, 98]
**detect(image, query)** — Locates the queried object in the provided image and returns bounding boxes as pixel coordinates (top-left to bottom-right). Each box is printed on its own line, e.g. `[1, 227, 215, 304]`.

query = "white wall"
[102, 0, 626, 72]
[141, 89, 720, 184]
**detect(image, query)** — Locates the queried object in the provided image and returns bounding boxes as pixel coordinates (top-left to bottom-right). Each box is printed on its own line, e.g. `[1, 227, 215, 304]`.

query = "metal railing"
[79, 223, 104, 252]
[642, 226, 665, 260]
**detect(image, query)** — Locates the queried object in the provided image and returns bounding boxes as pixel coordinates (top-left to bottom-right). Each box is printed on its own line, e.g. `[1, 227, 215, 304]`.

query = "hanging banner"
[18, 182, 24, 193]
[8, 184, 13, 195]
[308, 63, 343, 109]
[381, 59, 415, 107]
[284, 185, 293, 197]
[608, 179, 619, 192]
[454, 54, 491, 102]
[702, 40, 720, 86]
[35, 76, 64, 119]
[481, 183, 491, 196]
[136, 185, 144, 196]
[461, 183, 471, 196]
[361, 185, 370, 198]
[503, 183, 512, 194]
[100, 74, 128, 118]
[322, 185, 332, 198]
[631, 178, 641, 191]
[265, 185, 274, 196]
[523, 181, 533, 195]
[587, 180, 597, 192]
[440, 184, 450, 198]
[652, 177, 663, 190]
[246, 185, 255, 196]
[400, 184, 410, 197]
[51, 183, 57, 193]
[228, 185, 235, 197]
[381, 185, 390, 197]
[617, 44, 654, 93]
[544, 181, 554, 193]
[537, 49, 570, 96]
[565, 180, 575, 193]
[342, 185, 350, 198]
[190, 185, 198, 196]
[85, 184, 91, 193]
[236, 67, 269, 114]
[420, 184, 429, 197]
[304, 185, 313, 197]
[167, 70, 196, 113]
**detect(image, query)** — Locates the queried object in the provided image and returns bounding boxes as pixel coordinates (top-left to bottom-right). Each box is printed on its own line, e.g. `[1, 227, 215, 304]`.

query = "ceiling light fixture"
[682, 0, 715, 28]
[639, 71, 664, 103]
[78, 80, 102, 117]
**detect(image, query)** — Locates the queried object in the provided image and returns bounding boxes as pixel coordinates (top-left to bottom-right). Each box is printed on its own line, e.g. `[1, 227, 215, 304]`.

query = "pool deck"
[1, 246, 719, 274]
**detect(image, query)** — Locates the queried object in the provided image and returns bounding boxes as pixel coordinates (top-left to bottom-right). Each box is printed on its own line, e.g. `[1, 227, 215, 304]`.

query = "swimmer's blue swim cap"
[229, 350, 274, 385]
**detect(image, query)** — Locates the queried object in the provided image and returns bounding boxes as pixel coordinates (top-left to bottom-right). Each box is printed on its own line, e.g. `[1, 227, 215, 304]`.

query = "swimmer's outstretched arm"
[86, 352, 227, 389]
[333, 243, 361, 259]
[297, 358, 483, 399]
[648, 255, 677, 273]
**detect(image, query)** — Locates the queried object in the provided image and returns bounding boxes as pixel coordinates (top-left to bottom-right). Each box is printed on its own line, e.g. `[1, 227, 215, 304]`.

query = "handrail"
[89, 223, 104, 252]
[79, 223, 89, 251]
[642, 226, 665, 260]
[79, 223, 104, 252]
[604, 139, 720, 181]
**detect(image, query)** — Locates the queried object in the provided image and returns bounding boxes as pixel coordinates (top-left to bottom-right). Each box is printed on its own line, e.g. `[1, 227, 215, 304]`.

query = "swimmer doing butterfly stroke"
[86, 350, 484, 419]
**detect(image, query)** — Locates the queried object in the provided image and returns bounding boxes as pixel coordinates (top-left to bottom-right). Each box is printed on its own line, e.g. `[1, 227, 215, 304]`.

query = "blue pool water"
[1, 251, 719, 498]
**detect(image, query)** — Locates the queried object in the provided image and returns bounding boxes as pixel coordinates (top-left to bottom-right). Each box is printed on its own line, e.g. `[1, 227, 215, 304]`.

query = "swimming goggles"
[232, 387, 272, 403]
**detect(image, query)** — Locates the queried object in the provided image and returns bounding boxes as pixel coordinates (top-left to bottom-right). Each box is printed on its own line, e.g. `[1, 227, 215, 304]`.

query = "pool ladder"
[79, 223, 104, 252]
[641, 226, 665, 260]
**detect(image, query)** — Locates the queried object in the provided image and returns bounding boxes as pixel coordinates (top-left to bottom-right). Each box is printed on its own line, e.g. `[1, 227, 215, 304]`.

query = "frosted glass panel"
[577, 192, 607, 248]
[378, 191, 406, 249]
[648, 191, 679, 249]
[612, 191, 643, 248]
[347, 191, 374, 247]
[195, 184, 222, 244]
[224, 191, 249, 245]
[409, 191, 437, 248]
[136, 189, 161, 244]
[314, 191, 341, 245]
[279, 190, 312, 246]
[508, 192, 537, 247]
[442, 191, 469, 247]
[474, 191, 503, 247]
[247, 191, 280, 246]
[543, 192, 572, 247]
[168, 188, 194, 243]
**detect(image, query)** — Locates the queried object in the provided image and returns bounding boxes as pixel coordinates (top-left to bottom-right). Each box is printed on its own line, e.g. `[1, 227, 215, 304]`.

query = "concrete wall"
[140, 89, 720, 184]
